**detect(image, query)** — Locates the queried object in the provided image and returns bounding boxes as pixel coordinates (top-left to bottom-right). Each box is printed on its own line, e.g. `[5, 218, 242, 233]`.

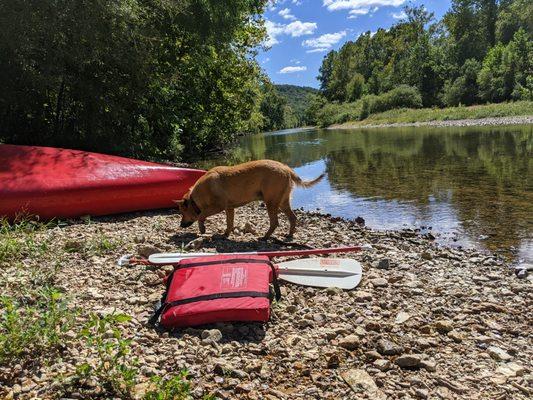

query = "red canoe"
[0, 144, 205, 220]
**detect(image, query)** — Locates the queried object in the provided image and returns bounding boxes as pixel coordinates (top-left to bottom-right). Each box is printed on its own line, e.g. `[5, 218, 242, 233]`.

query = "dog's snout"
[180, 220, 194, 228]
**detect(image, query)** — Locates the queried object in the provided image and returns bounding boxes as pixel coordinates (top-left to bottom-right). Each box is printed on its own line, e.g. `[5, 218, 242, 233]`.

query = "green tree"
[443, 59, 481, 105]
[0, 0, 267, 160]
[259, 83, 287, 131]
[346, 74, 366, 101]
[317, 51, 337, 100]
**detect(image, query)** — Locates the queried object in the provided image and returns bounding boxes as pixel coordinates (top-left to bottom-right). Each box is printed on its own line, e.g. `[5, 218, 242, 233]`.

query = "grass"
[324, 100, 533, 127]
[64, 233, 122, 257]
[0, 287, 72, 367]
[0, 217, 50, 265]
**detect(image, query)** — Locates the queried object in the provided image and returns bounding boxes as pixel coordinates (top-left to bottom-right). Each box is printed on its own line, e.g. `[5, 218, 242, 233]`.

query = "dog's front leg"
[198, 218, 206, 234]
[224, 208, 235, 237]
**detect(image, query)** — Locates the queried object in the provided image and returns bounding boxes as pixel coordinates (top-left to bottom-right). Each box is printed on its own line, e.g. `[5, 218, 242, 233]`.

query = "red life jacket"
[150, 254, 281, 328]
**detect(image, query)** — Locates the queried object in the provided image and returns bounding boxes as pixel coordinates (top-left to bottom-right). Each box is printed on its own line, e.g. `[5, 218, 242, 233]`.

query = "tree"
[478, 28, 533, 102]
[346, 74, 365, 101]
[317, 51, 337, 100]
[443, 59, 481, 105]
[259, 83, 287, 131]
[0, 0, 268, 160]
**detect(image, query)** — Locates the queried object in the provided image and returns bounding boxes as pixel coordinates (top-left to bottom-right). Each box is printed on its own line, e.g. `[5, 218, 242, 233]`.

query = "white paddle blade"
[277, 258, 362, 290]
[148, 252, 216, 264]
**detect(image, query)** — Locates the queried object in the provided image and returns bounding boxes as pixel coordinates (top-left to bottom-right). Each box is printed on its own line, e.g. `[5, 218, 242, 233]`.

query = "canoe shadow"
[156, 322, 267, 344]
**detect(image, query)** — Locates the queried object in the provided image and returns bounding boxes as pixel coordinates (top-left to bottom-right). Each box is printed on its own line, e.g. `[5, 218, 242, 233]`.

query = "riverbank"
[1, 205, 531, 399]
[320, 101, 533, 129]
[331, 115, 533, 130]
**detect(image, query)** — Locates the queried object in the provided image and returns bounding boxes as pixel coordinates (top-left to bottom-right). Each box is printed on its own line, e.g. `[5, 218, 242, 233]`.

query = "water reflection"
[201, 125, 532, 264]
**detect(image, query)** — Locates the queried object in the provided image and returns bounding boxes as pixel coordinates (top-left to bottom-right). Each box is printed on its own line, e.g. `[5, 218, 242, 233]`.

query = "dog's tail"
[291, 171, 326, 188]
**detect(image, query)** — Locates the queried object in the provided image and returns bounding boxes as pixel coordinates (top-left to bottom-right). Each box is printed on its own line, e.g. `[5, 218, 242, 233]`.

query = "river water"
[201, 125, 532, 266]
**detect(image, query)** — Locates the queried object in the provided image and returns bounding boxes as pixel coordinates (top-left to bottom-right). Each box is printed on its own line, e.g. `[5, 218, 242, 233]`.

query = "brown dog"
[175, 160, 324, 239]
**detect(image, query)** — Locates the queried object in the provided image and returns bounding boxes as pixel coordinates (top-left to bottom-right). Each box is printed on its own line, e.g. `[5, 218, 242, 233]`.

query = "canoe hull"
[0, 144, 205, 220]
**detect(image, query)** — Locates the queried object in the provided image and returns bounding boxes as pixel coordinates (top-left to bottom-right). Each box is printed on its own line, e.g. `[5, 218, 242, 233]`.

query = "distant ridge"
[274, 84, 319, 125]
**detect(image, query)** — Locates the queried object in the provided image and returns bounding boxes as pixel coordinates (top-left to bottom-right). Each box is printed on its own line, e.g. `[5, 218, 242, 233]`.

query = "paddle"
[118, 244, 372, 266]
[277, 258, 362, 289]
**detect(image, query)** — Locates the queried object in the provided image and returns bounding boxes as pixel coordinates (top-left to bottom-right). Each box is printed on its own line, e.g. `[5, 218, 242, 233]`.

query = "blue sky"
[260, 0, 451, 88]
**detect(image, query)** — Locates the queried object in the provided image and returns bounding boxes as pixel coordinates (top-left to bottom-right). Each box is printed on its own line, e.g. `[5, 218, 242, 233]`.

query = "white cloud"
[279, 66, 307, 74]
[347, 8, 370, 18]
[279, 7, 296, 20]
[391, 10, 407, 19]
[302, 30, 347, 53]
[292, 0, 303, 5]
[285, 20, 318, 36]
[323, 0, 406, 16]
[265, 19, 318, 46]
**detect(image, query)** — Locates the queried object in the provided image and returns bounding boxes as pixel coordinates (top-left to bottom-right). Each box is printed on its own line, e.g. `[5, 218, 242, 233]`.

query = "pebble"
[395, 354, 423, 368]
[373, 359, 391, 371]
[201, 329, 222, 343]
[487, 346, 512, 361]
[419, 359, 437, 372]
[352, 290, 373, 302]
[338, 335, 360, 350]
[434, 320, 454, 334]
[377, 339, 403, 356]
[341, 369, 386, 399]
[377, 258, 391, 269]
[370, 278, 388, 287]
[394, 311, 411, 324]
[447, 330, 464, 343]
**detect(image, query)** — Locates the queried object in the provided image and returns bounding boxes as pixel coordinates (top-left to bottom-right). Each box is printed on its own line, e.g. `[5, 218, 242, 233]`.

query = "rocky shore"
[330, 115, 533, 130]
[1, 203, 532, 399]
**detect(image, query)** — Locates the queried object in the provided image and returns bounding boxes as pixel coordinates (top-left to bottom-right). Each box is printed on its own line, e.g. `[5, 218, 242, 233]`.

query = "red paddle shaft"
[254, 245, 370, 258]
[124, 245, 371, 266]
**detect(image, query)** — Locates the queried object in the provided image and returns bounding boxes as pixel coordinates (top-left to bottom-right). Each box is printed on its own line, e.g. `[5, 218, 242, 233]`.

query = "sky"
[260, 0, 452, 88]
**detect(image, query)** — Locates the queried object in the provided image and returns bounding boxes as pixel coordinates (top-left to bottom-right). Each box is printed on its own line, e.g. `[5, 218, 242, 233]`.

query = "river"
[200, 124, 532, 266]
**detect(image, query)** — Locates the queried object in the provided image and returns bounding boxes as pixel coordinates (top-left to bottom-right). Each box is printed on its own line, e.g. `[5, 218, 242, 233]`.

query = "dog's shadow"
[167, 232, 309, 253]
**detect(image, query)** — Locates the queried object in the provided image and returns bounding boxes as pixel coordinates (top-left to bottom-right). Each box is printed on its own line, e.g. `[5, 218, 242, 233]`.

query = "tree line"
[312, 0, 532, 122]
[0, 0, 280, 160]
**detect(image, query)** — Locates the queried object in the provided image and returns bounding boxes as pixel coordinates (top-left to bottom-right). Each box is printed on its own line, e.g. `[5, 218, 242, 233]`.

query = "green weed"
[0, 218, 50, 264]
[0, 287, 71, 367]
[74, 313, 138, 397]
[144, 371, 214, 400]
[64, 234, 122, 257]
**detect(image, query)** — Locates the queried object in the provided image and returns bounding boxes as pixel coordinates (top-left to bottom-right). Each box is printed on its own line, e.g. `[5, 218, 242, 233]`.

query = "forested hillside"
[276, 85, 318, 125]
[311, 0, 532, 126]
[0, 0, 269, 160]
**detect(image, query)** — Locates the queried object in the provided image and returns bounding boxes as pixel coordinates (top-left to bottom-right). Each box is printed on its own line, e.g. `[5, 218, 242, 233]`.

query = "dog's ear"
[173, 199, 186, 208]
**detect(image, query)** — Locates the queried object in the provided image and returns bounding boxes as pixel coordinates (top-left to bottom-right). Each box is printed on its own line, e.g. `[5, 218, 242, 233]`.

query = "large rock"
[341, 369, 386, 399]
[487, 346, 512, 361]
[395, 354, 423, 368]
[338, 335, 360, 350]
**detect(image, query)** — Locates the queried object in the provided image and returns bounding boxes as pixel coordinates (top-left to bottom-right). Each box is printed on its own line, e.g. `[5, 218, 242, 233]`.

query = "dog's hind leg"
[281, 200, 297, 237]
[262, 201, 280, 239]
[224, 208, 235, 237]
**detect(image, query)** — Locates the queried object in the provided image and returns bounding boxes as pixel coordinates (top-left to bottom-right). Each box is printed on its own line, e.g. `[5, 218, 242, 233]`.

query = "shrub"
[360, 85, 423, 119]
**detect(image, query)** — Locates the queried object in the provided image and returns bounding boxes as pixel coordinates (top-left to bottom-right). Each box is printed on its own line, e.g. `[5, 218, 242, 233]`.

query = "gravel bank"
[1, 204, 532, 399]
[330, 115, 533, 129]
